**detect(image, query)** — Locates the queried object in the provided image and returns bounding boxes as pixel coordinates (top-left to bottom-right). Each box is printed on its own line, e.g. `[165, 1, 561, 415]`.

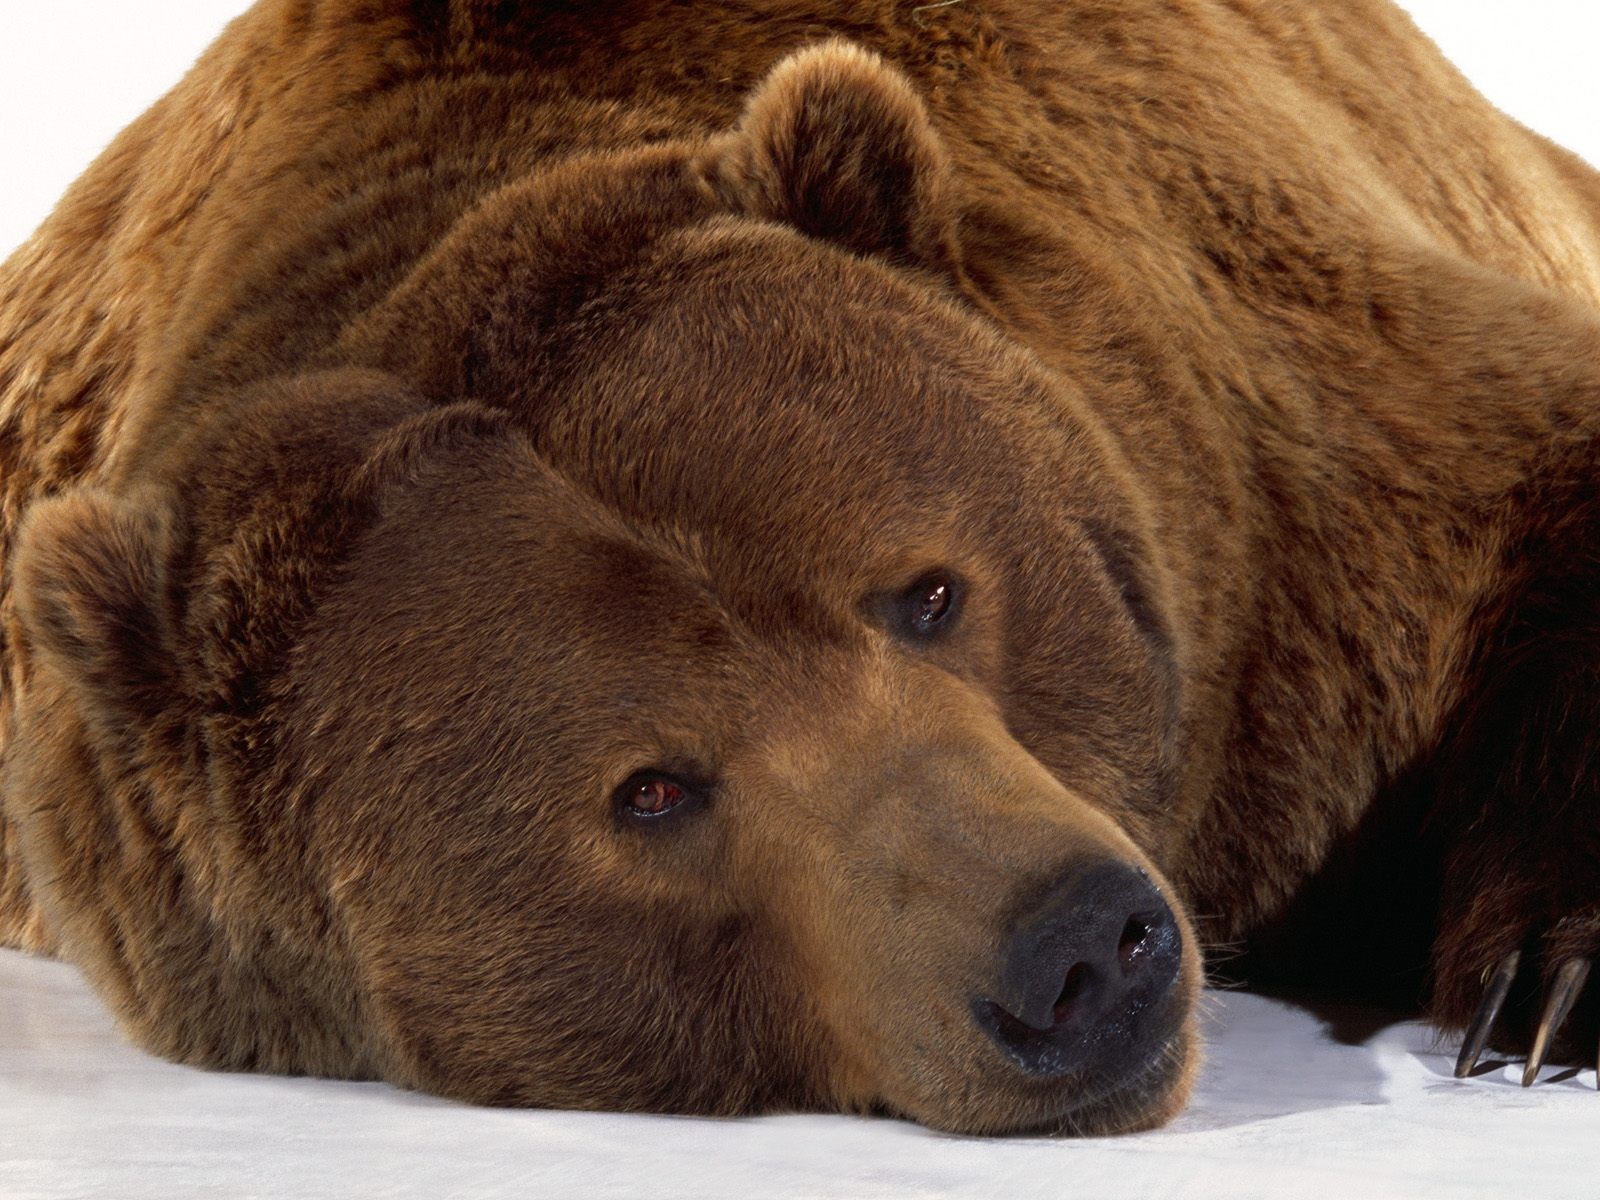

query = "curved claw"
[1455, 950, 1521, 1079]
[1522, 958, 1592, 1087]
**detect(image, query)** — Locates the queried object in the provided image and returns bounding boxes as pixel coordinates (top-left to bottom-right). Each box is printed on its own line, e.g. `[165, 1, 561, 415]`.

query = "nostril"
[1051, 962, 1095, 1026]
[1117, 915, 1152, 969]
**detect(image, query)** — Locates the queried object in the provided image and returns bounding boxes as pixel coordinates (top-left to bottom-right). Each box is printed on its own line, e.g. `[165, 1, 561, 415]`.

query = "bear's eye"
[615, 772, 701, 824]
[903, 572, 959, 639]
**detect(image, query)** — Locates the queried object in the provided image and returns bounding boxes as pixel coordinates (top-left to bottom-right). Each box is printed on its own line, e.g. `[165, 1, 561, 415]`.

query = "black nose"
[973, 859, 1183, 1077]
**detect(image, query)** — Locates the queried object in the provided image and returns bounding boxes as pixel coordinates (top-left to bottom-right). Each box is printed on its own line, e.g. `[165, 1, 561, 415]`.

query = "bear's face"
[281, 237, 1197, 1133]
[11, 43, 1199, 1134]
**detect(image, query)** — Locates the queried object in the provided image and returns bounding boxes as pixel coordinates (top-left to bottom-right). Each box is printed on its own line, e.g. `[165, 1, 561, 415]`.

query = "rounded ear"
[11, 371, 510, 753]
[13, 489, 177, 752]
[708, 41, 961, 271]
[176, 372, 512, 726]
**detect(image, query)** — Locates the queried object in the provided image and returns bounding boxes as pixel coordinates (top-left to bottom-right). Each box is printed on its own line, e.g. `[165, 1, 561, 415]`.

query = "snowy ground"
[2, 948, 1594, 1200]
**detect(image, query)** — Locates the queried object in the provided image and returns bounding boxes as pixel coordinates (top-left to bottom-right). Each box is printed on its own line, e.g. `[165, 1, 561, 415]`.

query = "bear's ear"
[709, 41, 961, 270]
[9, 370, 455, 751]
[13, 489, 178, 748]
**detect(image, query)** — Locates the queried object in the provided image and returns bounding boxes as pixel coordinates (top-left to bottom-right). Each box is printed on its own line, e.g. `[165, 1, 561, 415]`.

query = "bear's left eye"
[614, 772, 702, 825]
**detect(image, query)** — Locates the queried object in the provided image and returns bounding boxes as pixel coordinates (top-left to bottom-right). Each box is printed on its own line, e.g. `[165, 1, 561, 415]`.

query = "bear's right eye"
[614, 772, 703, 825]
[898, 570, 961, 642]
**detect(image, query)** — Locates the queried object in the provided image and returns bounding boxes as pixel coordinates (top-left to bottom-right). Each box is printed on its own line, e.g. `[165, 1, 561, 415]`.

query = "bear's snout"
[745, 679, 1201, 1133]
[974, 859, 1184, 1082]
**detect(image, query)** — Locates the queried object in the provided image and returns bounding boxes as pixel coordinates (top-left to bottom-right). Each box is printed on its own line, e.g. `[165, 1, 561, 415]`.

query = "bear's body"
[3, 0, 1600, 1134]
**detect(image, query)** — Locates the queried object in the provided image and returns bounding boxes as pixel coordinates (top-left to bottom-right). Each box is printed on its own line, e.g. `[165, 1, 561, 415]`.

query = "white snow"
[2, 947, 1594, 1199]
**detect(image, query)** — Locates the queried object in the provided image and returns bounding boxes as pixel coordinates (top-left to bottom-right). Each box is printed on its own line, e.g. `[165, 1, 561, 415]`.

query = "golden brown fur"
[3, 0, 1600, 1134]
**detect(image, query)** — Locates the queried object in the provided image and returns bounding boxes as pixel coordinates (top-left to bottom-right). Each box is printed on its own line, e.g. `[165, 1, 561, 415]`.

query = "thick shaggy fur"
[3, 0, 1600, 1134]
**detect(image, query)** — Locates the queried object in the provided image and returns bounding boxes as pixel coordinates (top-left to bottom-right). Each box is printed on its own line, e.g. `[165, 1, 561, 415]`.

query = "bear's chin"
[1046, 1026, 1198, 1137]
[888, 1020, 1198, 1139]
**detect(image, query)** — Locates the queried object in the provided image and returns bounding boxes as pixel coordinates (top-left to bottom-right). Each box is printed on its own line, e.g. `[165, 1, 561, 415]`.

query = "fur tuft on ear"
[710, 41, 961, 270]
[13, 489, 177, 743]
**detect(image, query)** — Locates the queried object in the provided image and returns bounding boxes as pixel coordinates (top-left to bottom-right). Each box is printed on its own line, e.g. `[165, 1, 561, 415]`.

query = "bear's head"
[9, 43, 1199, 1134]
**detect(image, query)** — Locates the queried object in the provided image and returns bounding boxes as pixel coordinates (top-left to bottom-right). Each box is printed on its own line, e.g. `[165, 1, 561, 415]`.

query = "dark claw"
[1455, 950, 1521, 1079]
[1522, 958, 1592, 1087]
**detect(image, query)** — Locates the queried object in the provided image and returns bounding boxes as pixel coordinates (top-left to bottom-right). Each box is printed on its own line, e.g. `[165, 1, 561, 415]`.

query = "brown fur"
[3, 0, 1600, 1134]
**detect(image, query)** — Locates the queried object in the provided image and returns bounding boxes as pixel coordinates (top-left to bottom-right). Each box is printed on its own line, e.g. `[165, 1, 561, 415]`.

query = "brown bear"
[2, 0, 1599, 1137]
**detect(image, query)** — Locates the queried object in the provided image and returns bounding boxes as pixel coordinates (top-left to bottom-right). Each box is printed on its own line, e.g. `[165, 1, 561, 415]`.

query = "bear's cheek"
[327, 845, 826, 1114]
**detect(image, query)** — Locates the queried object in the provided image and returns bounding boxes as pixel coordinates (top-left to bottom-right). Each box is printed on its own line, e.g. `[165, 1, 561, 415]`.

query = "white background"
[0, 2, 1597, 258]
